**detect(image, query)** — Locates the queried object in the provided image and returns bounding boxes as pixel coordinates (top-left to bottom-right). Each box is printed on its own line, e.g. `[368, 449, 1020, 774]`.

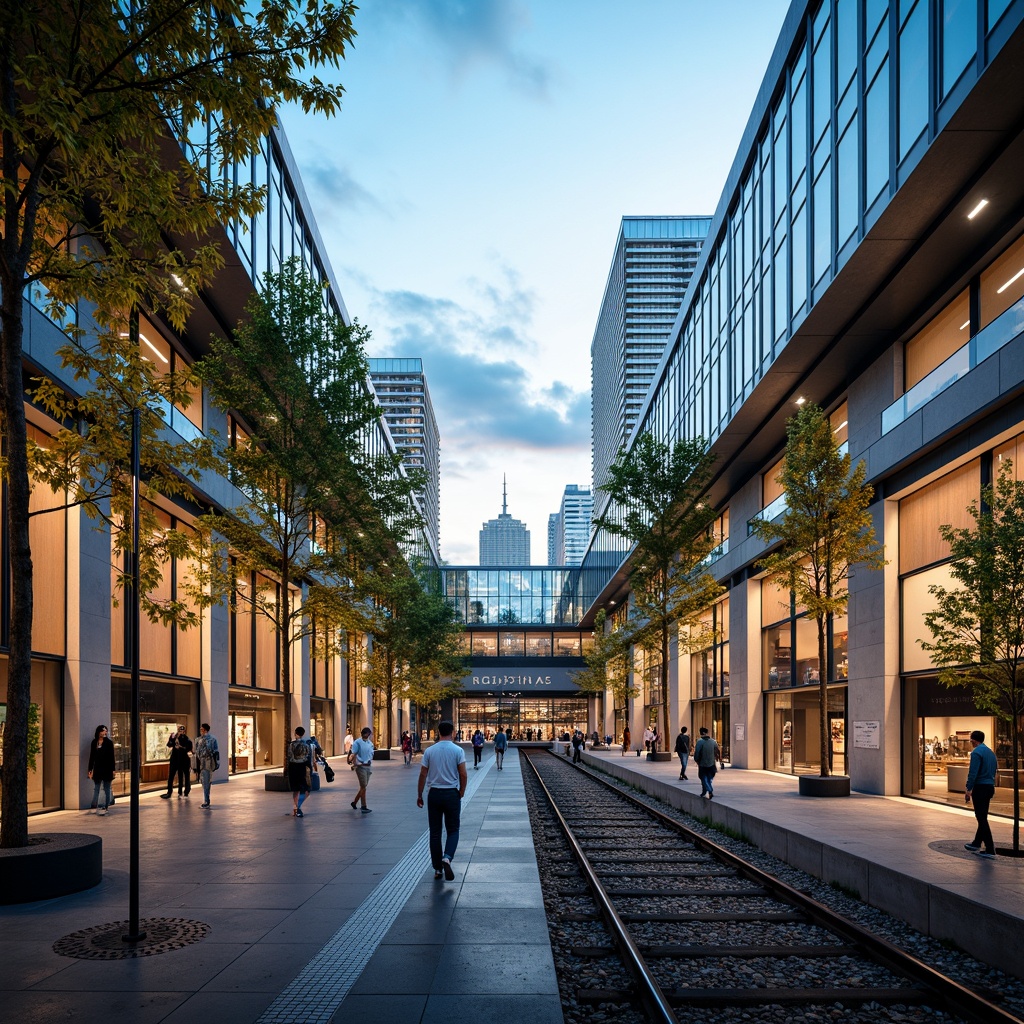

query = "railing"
[153, 394, 204, 444]
[748, 492, 788, 534]
[882, 292, 1024, 434]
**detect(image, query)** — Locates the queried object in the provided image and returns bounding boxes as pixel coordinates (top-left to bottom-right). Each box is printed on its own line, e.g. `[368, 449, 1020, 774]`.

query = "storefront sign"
[915, 677, 980, 716]
[460, 665, 581, 692]
[853, 720, 879, 749]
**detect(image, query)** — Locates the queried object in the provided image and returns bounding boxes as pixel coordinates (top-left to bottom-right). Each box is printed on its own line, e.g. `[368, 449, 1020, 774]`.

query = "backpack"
[289, 739, 310, 764]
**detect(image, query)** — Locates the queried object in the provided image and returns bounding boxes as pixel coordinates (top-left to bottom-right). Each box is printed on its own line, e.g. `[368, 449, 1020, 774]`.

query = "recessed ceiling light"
[996, 266, 1024, 295]
[960, 320, 970, 330]
[795, 396, 806, 406]
[967, 199, 989, 219]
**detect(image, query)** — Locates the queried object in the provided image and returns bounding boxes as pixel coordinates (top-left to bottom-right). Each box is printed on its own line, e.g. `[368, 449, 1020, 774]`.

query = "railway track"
[522, 750, 1021, 1024]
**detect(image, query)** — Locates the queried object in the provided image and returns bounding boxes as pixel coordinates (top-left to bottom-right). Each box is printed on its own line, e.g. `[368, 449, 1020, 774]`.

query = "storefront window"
[0, 659, 62, 813]
[767, 686, 846, 775]
[454, 696, 589, 742]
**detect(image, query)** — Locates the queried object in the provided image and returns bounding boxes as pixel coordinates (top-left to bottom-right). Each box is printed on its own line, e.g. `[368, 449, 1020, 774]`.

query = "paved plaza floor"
[6, 749, 559, 1024]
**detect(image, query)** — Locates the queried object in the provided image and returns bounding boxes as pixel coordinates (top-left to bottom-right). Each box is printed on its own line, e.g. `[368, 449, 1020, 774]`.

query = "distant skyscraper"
[479, 478, 531, 565]
[552, 485, 593, 566]
[547, 512, 560, 565]
[368, 358, 441, 552]
[591, 215, 711, 511]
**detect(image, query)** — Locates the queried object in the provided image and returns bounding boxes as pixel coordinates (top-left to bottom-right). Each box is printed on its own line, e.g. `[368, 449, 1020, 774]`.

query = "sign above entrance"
[460, 665, 581, 692]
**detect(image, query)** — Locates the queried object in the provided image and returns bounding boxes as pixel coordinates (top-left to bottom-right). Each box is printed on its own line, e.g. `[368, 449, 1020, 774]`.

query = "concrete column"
[64, 504, 113, 809]
[729, 575, 763, 770]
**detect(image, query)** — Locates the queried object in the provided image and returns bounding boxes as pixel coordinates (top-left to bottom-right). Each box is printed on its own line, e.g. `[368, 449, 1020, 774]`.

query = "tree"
[1, 0, 357, 847]
[571, 607, 636, 711]
[752, 403, 885, 778]
[195, 260, 411, 753]
[362, 562, 465, 749]
[595, 433, 722, 742]
[921, 461, 1024, 852]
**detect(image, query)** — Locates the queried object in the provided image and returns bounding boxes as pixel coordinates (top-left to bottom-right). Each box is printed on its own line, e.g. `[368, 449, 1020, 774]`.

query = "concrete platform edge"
[582, 751, 1024, 981]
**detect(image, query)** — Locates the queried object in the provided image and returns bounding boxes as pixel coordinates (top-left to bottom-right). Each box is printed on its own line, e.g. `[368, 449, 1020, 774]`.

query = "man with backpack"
[194, 723, 220, 809]
[493, 727, 508, 771]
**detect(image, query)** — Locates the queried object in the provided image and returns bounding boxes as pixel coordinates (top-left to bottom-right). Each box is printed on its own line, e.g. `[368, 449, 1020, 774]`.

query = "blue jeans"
[200, 768, 212, 804]
[699, 766, 715, 796]
[427, 787, 461, 868]
[971, 783, 995, 853]
[91, 778, 112, 810]
[678, 753, 689, 776]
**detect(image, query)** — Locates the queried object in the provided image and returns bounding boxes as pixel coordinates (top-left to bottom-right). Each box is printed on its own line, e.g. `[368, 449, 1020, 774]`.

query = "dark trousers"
[473, 747, 482, 767]
[972, 783, 995, 853]
[167, 761, 189, 794]
[427, 787, 461, 867]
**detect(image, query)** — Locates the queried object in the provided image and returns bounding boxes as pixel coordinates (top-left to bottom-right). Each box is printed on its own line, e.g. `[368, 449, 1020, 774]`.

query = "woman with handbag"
[87, 724, 115, 815]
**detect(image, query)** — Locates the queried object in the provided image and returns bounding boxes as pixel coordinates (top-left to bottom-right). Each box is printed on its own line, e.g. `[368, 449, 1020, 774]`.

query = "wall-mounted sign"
[459, 664, 581, 692]
[853, 720, 880, 749]
[735, 723, 745, 742]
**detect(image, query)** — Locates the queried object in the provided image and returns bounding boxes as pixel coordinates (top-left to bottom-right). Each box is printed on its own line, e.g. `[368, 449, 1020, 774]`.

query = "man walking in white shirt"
[417, 720, 468, 881]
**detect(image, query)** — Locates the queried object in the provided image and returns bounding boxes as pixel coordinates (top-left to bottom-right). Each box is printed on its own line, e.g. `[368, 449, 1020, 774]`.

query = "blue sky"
[279, 0, 792, 564]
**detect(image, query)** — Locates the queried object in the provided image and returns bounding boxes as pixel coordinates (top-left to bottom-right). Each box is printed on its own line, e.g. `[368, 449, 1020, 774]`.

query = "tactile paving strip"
[53, 917, 211, 959]
[256, 756, 496, 1024]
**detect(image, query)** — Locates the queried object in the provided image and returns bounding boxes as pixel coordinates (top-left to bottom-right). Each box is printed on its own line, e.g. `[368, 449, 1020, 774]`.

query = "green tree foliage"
[752, 404, 885, 778]
[195, 260, 416, 749]
[1, 0, 357, 846]
[921, 461, 1024, 851]
[595, 433, 722, 740]
[362, 561, 465, 749]
[572, 608, 636, 707]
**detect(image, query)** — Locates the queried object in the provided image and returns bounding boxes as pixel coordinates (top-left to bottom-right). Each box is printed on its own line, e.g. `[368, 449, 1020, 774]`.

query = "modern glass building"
[547, 484, 594, 566]
[580, 0, 1024, 817]
[15, 117, 421, 811]
[591, 215, 712, 507]
[368, 357, 442, 553]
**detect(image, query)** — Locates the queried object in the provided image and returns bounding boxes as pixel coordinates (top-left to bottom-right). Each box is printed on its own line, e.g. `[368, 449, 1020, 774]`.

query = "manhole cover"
[53, 917, 210, 959]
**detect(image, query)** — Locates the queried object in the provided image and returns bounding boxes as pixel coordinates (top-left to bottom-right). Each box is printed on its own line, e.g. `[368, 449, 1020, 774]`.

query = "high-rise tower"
[368, 358, 441, 552]
[591, 216, 711, 512]
[548, 484, 593, 566]
[479, 477, 531, 565]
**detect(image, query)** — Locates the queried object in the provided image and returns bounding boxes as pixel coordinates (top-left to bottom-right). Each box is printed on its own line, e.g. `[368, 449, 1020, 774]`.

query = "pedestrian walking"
[417, 720, 468, 881]
[650, 725, 661, 754]
[87, 724, 115, 815]
[161, 725, 193, 798]
[964, 729, 998, 859]
[287, 726, 313, 817]
[471, 728, 484, 770]
[343, 728, 354, 754]
[643, 725, 654, 752]
[493, 726, 508, 770]
[622, 725, 630, 756]
[350, 726, 375, 812]
[675, 725, 691, 780]
[401, 730, 413, 766]
[194, 723, 220, 808]
[693, 727, 722, 799]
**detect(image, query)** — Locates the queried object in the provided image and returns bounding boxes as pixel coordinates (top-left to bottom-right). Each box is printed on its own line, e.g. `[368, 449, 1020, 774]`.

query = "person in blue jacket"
[964, 729, 998, 858]
[493, 726, 508, 770]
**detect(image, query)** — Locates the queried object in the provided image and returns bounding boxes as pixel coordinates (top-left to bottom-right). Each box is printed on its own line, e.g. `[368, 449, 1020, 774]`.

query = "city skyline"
[278, 1, 791, 563]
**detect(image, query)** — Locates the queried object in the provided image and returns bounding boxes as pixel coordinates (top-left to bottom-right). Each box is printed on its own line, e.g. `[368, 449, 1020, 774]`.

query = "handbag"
[322, 761, 335, 783]
[310, 771, 321, 792]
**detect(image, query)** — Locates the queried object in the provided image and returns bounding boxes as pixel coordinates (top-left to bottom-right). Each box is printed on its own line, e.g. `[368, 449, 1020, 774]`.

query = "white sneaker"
[98, 807, 107, 816]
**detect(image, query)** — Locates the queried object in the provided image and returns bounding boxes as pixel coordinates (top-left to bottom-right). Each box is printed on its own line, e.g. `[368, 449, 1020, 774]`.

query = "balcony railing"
[882, 292, 1024, 435]
[153, 394, 204, 444]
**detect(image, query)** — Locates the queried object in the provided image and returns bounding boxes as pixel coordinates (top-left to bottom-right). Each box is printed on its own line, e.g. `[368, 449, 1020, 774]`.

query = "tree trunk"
[1012, 712, 1020, 852]
[1, 287, 33, 848]
[818, 612, 830, 777]
[660, 614, 670, 749]
[281, 564, 292, 753]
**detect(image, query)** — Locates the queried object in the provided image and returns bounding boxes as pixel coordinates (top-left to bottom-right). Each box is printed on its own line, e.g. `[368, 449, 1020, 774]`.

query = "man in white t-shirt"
[417, 720, 468, 880]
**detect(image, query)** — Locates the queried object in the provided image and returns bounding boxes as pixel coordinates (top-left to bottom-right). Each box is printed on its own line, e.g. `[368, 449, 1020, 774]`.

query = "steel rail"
[522, 750, 680, 1024]
[548, 751, 1022, 1024]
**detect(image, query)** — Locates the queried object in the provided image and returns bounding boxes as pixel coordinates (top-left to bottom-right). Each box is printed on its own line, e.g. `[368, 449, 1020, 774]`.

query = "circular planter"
[647, 751, 673, 762]
[264, 773, 290, 792]
[798, 774, 851, 797]
[0, 833, 102, 905]
[372, 749, 391, 761]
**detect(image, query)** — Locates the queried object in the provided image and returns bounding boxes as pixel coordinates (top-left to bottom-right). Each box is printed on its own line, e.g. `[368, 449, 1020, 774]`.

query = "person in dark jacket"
[161, 725, 193, 798]
[674, 725, 691, 780]
[87, 724, 116, 815]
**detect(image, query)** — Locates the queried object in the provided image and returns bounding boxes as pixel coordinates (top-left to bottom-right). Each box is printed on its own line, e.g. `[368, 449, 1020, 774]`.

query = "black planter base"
[798, 774, 851, 797]
[372, 749, 391, 760]
[265, 773, 290, 792]
[647, 751, 673, 762]
[0, 833, 102, 905]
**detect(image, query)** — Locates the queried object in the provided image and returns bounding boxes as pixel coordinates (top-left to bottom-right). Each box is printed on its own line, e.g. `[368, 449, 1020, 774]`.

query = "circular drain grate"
[53, 917, 210, 959]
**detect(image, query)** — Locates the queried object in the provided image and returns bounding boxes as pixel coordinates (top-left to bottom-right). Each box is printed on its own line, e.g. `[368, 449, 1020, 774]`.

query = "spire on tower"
[502, 475, 508, 516]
